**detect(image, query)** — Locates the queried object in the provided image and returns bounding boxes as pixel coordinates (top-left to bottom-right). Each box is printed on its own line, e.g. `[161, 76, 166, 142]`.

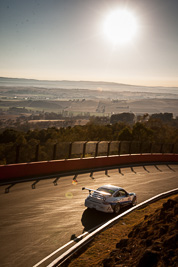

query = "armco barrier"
[0, 153, 178, 184]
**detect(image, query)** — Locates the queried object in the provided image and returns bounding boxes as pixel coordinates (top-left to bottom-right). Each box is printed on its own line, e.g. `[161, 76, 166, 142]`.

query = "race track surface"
[0, 164, 178, 266]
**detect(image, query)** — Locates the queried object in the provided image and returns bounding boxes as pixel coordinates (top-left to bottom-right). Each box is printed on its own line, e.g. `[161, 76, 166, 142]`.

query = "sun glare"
[103, 9, 138, 44]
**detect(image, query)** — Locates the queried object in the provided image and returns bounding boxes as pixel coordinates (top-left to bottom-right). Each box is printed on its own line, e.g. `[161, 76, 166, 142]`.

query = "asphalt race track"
[0, 164, 178, 267]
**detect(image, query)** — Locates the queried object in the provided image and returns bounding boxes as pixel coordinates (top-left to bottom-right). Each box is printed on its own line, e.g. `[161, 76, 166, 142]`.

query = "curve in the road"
[0, 164, 178, 267]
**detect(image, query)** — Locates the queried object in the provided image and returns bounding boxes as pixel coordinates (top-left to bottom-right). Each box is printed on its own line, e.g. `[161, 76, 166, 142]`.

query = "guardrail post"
[140, 142, 142, 154]
[118, 141, 121, 155]
[160, 143, 164, 154]
[53, 143, 57, 160]
[15, 145, 20, 163]
[35, 144, 39, 162]
[82, 141, 88, 158]
[107, 141, 111, 157]
[68, 142, 73, 159]
[95, 141, 100, 158]
[129, 141, 132, 155]
[171, 143, 174, 154]
[149, 143, 153, 154]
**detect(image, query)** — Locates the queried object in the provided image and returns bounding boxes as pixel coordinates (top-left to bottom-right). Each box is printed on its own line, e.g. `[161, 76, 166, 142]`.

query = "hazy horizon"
[1, 76, 178, 89]
[0, 77, 178, 95]
[0, 0, 178, 87]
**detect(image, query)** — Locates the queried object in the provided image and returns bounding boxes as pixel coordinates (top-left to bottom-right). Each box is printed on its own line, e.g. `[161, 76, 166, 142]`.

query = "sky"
[0, 0, 178, 87]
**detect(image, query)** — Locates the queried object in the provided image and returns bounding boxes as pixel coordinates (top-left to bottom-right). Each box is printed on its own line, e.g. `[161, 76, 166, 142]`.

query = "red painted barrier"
[0, 154, 178, 183]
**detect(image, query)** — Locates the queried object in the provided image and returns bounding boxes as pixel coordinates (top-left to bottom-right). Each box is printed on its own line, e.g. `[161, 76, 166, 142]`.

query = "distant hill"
[0, 77, 178, 94]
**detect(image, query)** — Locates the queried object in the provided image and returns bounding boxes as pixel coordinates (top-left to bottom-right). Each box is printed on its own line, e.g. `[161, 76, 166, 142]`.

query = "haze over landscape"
[1, 77, 178, 119]
[0, 0, 178, 124]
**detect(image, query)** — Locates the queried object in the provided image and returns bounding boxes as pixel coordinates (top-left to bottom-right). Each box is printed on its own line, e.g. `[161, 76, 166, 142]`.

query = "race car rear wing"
[82, 187, 111, 196]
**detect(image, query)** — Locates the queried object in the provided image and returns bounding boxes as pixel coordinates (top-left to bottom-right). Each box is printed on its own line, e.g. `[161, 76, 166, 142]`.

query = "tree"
[132, 122, 153, 142]
[118, 127, 132, 141]
[16, 134, 27, 145]
[0, 129, 18, 143]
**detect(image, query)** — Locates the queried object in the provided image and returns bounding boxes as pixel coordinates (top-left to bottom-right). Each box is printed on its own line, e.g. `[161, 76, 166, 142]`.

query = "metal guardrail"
[1, 140, 178, 165]
[44, 188, 178, 267]
[1, 155, 178, 188]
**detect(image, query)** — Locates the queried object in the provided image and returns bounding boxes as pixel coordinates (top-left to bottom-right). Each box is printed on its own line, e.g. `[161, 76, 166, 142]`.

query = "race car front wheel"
[114, 203, 121, 214]
[132, 196, 137, 206]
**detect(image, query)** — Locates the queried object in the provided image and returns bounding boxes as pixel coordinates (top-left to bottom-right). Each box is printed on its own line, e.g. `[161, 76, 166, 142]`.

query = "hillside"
[67, 195, 178, 267]
[1, 77, 178, 94]
[102, 196, 178, 267]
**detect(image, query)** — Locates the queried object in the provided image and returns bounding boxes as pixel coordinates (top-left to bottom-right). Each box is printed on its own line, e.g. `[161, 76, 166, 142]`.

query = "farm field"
[1, 98, 178, 116]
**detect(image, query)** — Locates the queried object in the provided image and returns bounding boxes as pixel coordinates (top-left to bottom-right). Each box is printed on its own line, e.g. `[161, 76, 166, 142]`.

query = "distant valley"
[0, 77, 178, 117]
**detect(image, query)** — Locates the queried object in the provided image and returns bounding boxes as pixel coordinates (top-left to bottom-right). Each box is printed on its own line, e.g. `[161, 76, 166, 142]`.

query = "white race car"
[82, 184, 137, 214]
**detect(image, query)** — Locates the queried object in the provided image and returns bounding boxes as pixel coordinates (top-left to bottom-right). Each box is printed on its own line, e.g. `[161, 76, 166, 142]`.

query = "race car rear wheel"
[114, 203, 121, 214]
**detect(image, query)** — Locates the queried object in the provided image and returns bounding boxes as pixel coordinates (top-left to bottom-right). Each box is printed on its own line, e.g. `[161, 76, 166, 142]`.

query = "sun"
[103, 9, 138, 44]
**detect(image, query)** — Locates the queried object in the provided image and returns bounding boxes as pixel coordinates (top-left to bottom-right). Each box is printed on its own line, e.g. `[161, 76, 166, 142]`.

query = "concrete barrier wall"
[0, 154, 178, 183]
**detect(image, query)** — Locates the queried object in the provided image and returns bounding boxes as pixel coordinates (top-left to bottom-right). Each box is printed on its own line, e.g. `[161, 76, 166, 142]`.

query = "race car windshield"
[97, 187, 115, 195]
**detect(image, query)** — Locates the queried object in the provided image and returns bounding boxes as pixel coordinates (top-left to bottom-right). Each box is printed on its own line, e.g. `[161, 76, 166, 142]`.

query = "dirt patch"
[67, 195, 178, 267]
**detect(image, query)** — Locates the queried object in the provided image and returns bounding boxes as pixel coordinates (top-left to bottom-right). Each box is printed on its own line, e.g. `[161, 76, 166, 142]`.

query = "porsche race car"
[82, 184, 137, 214]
